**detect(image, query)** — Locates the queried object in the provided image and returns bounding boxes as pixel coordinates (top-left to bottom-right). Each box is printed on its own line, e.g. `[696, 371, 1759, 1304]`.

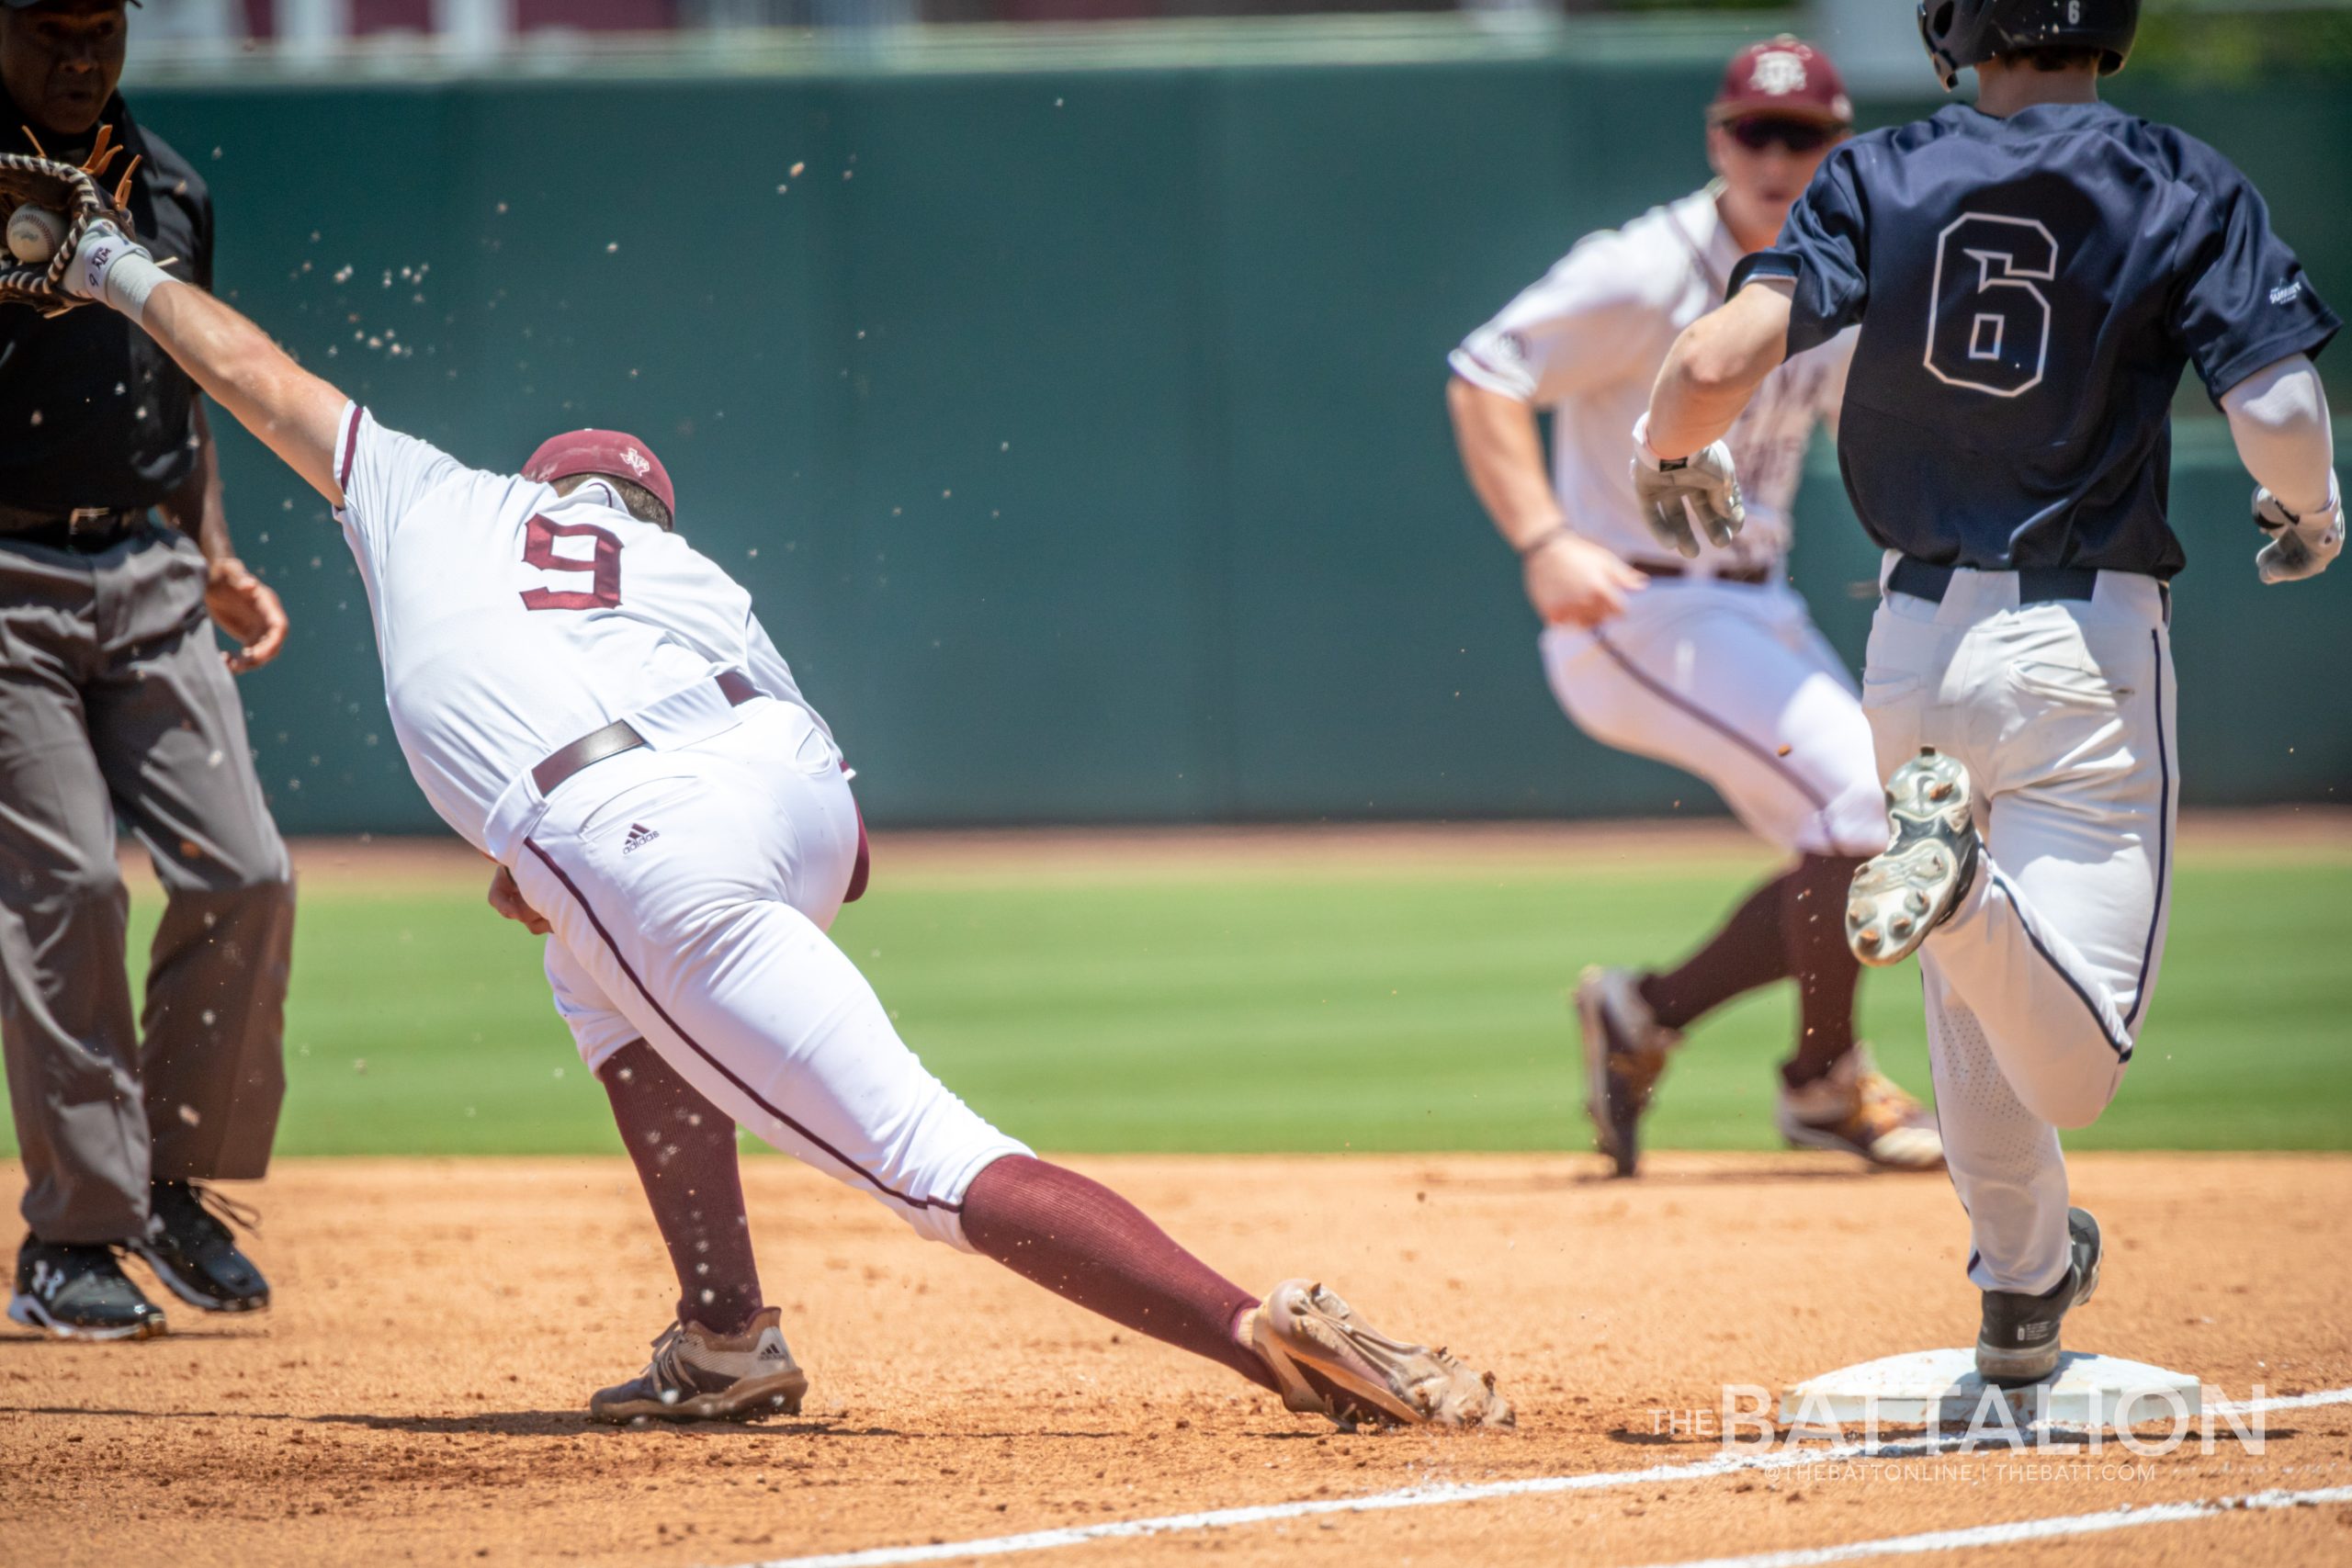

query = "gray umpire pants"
[0, 523, 293, 1245]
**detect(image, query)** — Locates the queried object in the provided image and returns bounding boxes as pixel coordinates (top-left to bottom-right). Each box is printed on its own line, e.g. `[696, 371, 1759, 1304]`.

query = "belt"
[1633, 559, 1773, 587]
[1886, 558, 2098, 604]
[0, 504, 147, 550]
[531, 671, 762, 796]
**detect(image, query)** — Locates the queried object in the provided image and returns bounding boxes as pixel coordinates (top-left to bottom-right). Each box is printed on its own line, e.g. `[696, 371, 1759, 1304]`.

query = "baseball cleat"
[9, 1235, 168, 1341]
[590, 1306, 808, 1424]
[130, 1180, 271, 1314]
[1576, 966, 1680, 1179]
[1245, 1279, 1513, 1430]
[1776, 1046, 1944, 1171]
[1848, 749, 1981, 967]
[1976, 1208, 2103, 1389]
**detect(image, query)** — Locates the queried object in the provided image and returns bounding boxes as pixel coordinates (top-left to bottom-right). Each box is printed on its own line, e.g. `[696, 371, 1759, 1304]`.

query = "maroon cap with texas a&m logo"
[520, 429, 677, 521]
[1709, 35, 1853, 127]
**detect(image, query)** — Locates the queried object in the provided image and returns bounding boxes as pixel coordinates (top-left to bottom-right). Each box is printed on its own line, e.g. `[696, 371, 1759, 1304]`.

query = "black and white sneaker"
[1575, 966, 1679, 1179]
[9, 1235, 168, 1341]
[1977, 1207, 2103, 1388]
[130, 1181, 270, 1314]
[590, 1306, 808, 1424]
[1848, 749, 1981, 967]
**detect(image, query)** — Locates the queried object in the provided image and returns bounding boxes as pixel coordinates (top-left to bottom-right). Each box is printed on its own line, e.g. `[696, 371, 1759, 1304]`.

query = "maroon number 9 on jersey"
[518, 516, 623, 611]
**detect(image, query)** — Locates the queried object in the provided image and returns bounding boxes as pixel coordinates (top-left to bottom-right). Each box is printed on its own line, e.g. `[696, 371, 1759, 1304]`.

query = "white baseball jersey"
[1450, 185, 1858, 568]
[331, 403, 829, 859]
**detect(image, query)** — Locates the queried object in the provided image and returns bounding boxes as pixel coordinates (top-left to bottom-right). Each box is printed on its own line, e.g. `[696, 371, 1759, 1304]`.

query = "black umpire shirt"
[0, 91, 213, 514]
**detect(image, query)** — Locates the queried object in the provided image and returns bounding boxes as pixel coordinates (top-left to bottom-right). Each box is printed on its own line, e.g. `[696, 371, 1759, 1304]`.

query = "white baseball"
[6, 204, 67, 265]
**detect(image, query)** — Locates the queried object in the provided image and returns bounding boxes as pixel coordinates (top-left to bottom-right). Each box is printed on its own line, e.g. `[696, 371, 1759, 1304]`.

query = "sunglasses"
[1724, 118, 1838, 153]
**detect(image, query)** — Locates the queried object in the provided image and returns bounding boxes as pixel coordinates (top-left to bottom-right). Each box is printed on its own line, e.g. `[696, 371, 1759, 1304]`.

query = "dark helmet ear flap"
[1918, 0, 1965, 90]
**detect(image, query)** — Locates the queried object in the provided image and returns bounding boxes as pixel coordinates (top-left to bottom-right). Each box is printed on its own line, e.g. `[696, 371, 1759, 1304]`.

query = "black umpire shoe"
[130, 1180, 271, 1314]
[1976, 1207, 2103, 1389]
[9, 1236, 168, 1340]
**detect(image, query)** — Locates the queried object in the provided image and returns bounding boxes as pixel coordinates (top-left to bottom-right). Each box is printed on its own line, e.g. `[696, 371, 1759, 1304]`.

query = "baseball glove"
[0, 125, 138, 318]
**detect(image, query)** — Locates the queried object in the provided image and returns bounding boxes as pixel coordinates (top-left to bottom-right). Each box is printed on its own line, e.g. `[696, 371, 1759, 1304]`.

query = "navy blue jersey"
[1740, 102, 2337, 578]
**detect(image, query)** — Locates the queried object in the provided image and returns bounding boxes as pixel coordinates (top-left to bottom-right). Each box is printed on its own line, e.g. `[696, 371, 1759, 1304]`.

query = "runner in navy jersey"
[1630, 0, 2340, 1386]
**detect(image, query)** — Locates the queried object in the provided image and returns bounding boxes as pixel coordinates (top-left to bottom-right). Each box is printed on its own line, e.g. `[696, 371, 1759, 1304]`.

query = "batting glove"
[1630, 415, 1745, 559]
[67, 218, 169, 323]
[2254, 479, 2344, 585]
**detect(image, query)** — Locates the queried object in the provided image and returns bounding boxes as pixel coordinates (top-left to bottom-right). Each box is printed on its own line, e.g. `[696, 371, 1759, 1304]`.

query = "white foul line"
[728, 1385, 2352, 1568]
[1630, 1483, 2352, 1568]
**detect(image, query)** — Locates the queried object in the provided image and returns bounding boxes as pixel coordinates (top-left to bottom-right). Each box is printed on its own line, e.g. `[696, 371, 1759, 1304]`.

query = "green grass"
[3, 849, 2345, 1156]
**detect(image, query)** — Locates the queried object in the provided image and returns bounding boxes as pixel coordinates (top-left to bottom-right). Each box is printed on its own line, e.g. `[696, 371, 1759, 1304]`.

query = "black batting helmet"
[1917, 0, 2140, 90]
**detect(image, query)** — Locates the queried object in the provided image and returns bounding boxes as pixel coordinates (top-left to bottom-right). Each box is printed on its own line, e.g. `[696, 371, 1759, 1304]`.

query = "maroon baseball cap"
[521, 429, 676, 521]
[1709, 35, 1853, 126]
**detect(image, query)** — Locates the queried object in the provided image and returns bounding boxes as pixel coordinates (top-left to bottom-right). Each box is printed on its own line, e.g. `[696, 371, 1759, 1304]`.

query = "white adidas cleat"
[1848, 749, 1981, 967]
[1775, 1046, 1945, 1171]
[1245, 1280, 1513, 1430]
[589, 1305, 808, 1425]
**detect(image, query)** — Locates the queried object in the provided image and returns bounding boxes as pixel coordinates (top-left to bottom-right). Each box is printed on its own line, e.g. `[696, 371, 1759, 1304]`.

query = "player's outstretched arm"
[2220, 354, 2343, 583]
[1644, 278, 1792, 458]
[1445, 375, 1645, 626]
[70, 220, 351, 508]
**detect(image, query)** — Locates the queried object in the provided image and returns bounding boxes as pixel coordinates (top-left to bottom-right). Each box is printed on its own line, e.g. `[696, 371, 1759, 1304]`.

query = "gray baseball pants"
[0, 525, 293, 1245]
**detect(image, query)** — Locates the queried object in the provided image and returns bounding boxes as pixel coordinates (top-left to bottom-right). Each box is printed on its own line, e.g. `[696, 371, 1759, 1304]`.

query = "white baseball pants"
[1862, 563, 2177, 1294]
[1540, 579, 1888, 858]
[509, 697, 1029, 1249]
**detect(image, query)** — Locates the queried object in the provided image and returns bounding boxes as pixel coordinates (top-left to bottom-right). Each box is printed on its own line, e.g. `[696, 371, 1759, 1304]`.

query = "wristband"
[1631, 412, 1668, 469]
[100, 253, 174, 325]
[1516, 525, 1573, 560]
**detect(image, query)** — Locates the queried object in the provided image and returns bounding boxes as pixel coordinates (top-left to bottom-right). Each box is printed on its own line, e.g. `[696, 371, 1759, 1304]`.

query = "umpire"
[1, 0, 292, 1339]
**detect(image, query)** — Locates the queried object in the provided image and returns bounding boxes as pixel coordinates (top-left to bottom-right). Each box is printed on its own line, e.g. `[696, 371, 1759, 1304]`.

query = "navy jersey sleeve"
[2171, 152, 2338, 400]
[1733, 145, 1870, 355]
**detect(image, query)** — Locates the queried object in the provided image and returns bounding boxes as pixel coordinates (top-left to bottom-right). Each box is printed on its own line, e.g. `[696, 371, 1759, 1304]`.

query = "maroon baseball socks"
[1780, 852, 1867, 1089]
[1635, 869, 1792, 1029]
[961, 1155, 1279, 1394]
[598, 1039, 764, 1337]
[1633, 852, 1866, 1089]
[599, 1057, 1277, 1393]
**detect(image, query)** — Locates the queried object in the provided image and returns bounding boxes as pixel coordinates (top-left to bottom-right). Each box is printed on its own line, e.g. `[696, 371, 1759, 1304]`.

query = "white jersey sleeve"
[742, 606, 838, 751]
[1448, 231, 1681, 408]
[331, 401, 478, 554]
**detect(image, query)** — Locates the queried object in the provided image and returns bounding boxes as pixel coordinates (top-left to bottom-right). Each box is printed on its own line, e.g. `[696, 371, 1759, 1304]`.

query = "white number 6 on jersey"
[2069, 0, 2083, 21]
[1923, 213, 2061, 399]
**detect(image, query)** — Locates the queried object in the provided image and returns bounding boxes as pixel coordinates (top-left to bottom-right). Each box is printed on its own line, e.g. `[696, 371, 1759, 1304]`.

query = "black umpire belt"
[1886, 557, 2099, 605]
[531, 671, 762, 796]
[0, 504, 148, 550]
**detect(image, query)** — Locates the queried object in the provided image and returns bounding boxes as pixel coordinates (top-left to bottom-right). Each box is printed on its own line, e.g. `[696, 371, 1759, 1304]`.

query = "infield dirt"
[5, 1151, 2348, 1567]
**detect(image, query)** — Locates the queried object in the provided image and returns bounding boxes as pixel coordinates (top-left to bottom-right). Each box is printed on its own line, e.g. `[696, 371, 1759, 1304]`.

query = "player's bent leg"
[1548, 594, 1927, 1170]
[557, 886, 1028, 1244]
[597, 1038, 763, 1337]
[1630, 875, 1790, 1035]
[1921, 962, 2104, 1387]
[1920, 962, 2073, 1295]
[546, 951, 791, 1424]
[1542, 602, 1883, 858]
[958, 1154, 1510, 1427]
[959, 1156, 1275, 1393]
[1908, 785, 2160, 1130]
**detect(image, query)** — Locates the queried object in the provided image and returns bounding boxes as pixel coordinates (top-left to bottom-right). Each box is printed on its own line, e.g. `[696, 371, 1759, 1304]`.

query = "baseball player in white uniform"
[1447, 37, 1941, 1178]
[55, 220, 1511, 1431]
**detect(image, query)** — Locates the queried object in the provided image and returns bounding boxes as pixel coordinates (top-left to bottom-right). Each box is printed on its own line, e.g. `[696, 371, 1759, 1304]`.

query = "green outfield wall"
[135, 28, 2350, 830]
